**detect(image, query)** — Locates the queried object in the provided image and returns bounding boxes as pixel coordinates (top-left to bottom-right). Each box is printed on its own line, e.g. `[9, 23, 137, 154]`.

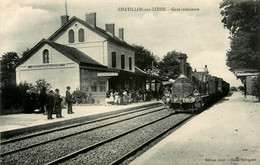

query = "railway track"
[0, 104, 164, 156]
[1, 103, 162, 144]
[48, 113, 193, 165]
[110, 115, 193, 165]
[1, 104, 194, 165]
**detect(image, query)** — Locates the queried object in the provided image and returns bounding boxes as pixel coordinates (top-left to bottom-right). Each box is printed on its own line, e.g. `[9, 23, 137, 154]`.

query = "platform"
[131, 92, 260, 165]
[0, 100, 162, 138]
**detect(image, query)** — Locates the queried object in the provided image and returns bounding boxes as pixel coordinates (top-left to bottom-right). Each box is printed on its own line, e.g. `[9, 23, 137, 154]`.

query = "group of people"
[106, 89, 157, 105]
[39, 86, 74, 120]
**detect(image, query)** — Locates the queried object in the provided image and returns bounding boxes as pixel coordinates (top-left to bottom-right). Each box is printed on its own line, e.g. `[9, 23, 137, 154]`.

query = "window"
[112, 52, 116, 68]
[68, 29, 75, 43]
[129, 57, 132, 70]
[91, 86, 97, 92]
[42, 49, 49, 63]
[91, 79, 97, 92]
[121, 55, 125, 69]
[78, 28, 85, 42]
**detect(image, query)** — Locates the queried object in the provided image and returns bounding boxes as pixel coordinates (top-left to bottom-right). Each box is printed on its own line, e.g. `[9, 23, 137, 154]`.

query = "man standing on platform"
[54, 89, 63, 118]
[66, 86, 74, 114]
[39, 87, 47, 114]
[46, 90, 54, 120]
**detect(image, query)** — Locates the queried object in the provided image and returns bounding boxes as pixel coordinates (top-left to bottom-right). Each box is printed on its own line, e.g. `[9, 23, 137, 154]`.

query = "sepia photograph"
[0, 0, 259, 164]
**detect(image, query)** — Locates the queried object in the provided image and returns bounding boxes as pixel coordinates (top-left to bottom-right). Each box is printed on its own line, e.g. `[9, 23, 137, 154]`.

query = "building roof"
[162, 79, 175, 85]
[47, 16, 134, 50]
[105, 66, 165, 81]
[233, 68, 258, 72]
[232, 68, 259, 79]
[135, 66, 147, 75]
[14, 39, 107, 69]
[135, 67, 166, 80]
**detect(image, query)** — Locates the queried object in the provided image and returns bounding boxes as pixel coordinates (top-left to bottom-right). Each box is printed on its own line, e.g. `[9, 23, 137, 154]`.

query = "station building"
[234, 69, 259, 101]
[15, 13, 162, 103]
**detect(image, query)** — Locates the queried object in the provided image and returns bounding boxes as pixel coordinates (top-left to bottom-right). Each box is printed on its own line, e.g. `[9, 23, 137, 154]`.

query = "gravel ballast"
[61, 113, 191, 165]
[1, 106, 164, 153]
[1, 108, 170, 165]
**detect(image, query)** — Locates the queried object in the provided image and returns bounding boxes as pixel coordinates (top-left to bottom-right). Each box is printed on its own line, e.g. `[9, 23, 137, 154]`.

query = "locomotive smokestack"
[175, 53, 188, 76]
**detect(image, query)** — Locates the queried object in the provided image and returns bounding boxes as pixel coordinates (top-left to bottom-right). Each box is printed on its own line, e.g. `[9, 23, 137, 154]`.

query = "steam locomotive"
[163, 54, 230, 112]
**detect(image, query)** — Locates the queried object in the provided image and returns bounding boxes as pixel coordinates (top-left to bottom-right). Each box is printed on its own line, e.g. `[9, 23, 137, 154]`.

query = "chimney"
[204, 65, 209, 73]
[175, 53, 187, 76]
[119, 28, 124, 41]
[187, 65, 192, 80]
[86, 12, 96, 27]
[105, 24, 115, 35]
[61, 15, 69, 26]
[181, 57, 187, 76]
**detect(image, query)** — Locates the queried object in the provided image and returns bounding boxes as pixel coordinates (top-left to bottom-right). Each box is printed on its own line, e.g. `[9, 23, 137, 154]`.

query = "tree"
[226, 31, 259, 70]
[0, 52, 20, 87]
[220, 0, 260, 71]
[1, 80, 53, 114]
[159, 50, 181, 79]
[34, 79, 52, 94]
[220, 0, 258, 35]
[21, 48, 30, 57]
[133, 45, 159, 71]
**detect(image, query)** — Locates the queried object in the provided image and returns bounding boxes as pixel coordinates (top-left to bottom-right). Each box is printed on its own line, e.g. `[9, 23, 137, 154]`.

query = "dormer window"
[78, 28, 85, 42]
[43, 49, 49, 63]
[68, 29, 75, 43]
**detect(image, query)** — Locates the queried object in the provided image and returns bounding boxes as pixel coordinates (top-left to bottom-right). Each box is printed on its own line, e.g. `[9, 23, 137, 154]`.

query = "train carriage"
[222, 80, 230, 97]
[218, 78, 223, 93]
[208, 76, 218, 94]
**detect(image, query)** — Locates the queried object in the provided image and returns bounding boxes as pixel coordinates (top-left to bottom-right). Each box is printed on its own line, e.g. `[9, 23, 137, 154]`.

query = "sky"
[0, 0, 242, 86]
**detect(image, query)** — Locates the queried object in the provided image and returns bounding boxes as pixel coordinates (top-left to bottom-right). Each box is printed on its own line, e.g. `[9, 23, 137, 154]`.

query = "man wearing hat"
[54, 88, 63, 118]
[46, 90, 54, 120]
[39, 87, 47, 114]
[65, 86, 74, 114]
